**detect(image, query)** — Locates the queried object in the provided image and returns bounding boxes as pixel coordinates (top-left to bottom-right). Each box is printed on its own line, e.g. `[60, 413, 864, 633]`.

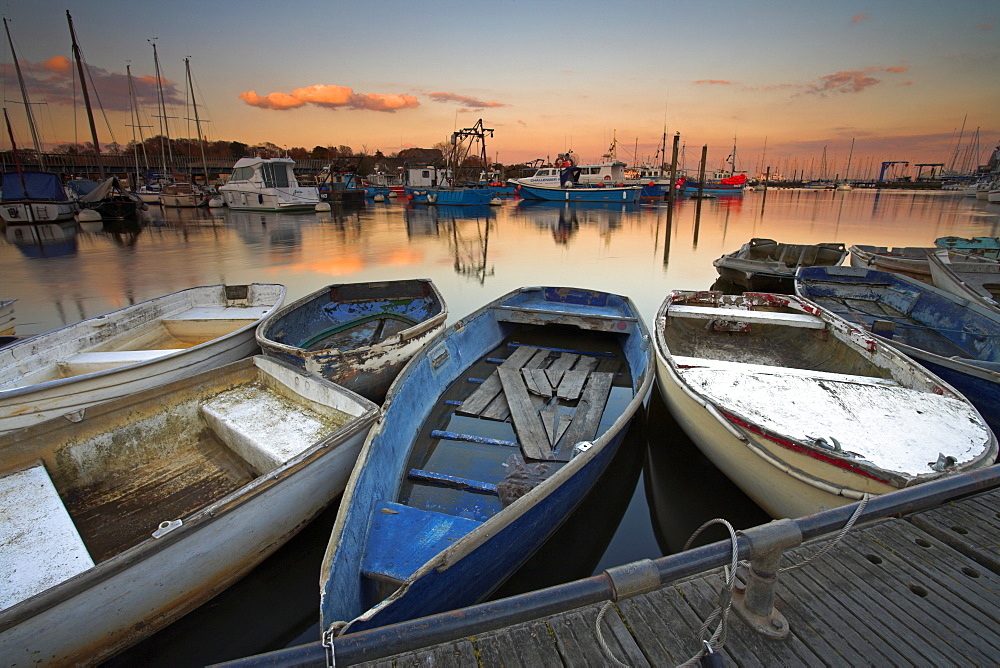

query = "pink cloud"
[0, 56, 181, 112]
[427, 92, 507, 109]
[239, 84, 419, 112]
[850, 13, 869, 24]
[693, 79, 735, 85]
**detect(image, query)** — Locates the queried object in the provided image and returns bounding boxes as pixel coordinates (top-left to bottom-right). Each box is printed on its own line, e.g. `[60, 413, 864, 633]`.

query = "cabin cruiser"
[219, 157, 320, 211]
[0, 172, 78, 224]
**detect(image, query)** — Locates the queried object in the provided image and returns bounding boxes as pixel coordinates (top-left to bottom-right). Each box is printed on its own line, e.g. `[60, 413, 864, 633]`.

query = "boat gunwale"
[322, 285, 654, 635]
[0, 355, 379, 630]
[0, 283, 286, 400]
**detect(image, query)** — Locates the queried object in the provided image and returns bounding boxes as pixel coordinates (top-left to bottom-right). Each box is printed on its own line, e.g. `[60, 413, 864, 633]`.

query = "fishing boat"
[795, 265, 1000, 435]
[927, 248, 1000, 310]
[713, 238, 847, 291]
[407, 187, 491, 206]
[515, 181, 642, 203]
[849, 244, 932, 281]
[511, 154, 630, 188]
[256, 279, 447, 402]
[678, 169, 748, 195]
[935, 236, 1000, 258]
[0, 283, 285, 435]
[219, 157, 321, 211]
[320, 286, 653, 637]
[0, 171, 79, 224]
[653, 290, 996, 518]
[0, 355, 379, 665]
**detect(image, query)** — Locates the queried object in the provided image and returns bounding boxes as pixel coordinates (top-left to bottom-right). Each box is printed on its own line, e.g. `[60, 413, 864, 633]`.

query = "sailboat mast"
[66, 10, 103, 176]
[844, 138, 855, 181]
[126, 64, 151, 189]
[149, 39, 173, 179]
[185, 57, 210, 188]
[3, 18, 44, 170]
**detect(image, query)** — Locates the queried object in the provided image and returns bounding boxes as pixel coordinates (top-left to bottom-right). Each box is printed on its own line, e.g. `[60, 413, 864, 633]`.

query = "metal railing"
[216, 464, 1000, 667]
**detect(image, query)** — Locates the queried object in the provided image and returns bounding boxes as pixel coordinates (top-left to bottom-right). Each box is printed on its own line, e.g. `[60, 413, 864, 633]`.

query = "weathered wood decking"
[352, 487, 1000, 666]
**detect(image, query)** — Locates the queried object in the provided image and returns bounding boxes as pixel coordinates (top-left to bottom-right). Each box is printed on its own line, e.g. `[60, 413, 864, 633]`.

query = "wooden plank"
[616, 587, 701, 665]
[556, 372, 614, 458]
[455, 373, 502, 417]
[596, 356, 621, 374]
[908, 489, 1000, 574]
[497, 367, 551, 460]
[524, 348, 550, 370]
[480, 393, 510, 421]
[669, 304, 826, 328]
[458, 345, 542, 417]
[523, 368, 553, 396]
[574, 356, 599, 373]
[556, 369, 589, 400]
[474, 620, 562, 666]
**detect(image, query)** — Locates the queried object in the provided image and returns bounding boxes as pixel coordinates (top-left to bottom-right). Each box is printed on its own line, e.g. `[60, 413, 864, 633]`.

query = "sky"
[0, 0, 997, 178]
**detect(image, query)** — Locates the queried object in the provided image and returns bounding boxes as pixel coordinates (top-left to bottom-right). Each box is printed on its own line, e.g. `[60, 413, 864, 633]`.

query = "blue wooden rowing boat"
[515, 182, 642, 203]
[795, 265, 1000, 435]
[255, 279, 447, 402]
[319, 286, 653, 640]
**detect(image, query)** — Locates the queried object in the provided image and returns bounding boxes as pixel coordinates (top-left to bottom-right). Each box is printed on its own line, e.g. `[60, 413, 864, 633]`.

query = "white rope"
[595, 600, 629, 667]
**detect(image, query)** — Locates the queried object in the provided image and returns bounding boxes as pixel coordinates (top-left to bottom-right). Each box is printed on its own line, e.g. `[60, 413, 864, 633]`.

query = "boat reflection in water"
[4, 221, 79, 258]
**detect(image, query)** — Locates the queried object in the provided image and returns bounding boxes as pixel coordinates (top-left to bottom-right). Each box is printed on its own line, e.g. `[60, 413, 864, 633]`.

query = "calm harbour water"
[2, 188, 996, 665]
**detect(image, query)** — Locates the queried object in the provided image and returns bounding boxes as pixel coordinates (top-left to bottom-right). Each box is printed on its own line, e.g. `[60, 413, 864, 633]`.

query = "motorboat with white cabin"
[219, 157, 320, 211]
[510, 151, 629, 188]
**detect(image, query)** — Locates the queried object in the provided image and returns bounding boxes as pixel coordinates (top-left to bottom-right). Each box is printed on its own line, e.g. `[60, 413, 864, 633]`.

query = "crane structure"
[878, 161, 909, 182]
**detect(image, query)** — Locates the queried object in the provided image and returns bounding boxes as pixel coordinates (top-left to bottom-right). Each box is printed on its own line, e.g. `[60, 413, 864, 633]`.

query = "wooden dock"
[352, 487, 1000, 666]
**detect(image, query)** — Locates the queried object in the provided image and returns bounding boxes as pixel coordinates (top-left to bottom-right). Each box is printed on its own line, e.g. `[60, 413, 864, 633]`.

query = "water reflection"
[0, 189, 996, 664]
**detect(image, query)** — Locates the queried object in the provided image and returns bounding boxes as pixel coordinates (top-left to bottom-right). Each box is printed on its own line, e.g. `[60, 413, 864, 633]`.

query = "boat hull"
[653, 291, 995, 518]
[0, 283, 286, 434]
[256, 279, 447, 402]
[927, 249, 1000, 310]
[405, 188, 491, 206]
[0, 201, 78, 223]
[714, 239, 847, 291]
[515, 182, 641, 202]
[320, 286, 653, 635]
[849, 244, 931, 281]
[0, 356, 378, 665]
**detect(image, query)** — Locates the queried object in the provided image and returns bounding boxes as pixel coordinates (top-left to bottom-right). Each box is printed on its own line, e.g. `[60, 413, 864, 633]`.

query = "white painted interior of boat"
[58, 349, 185, 375]
[200, 381, 350, 474]
[0, 464, 95, 611]
[677, 365, 989, 476]
[668, 304, 826, 328]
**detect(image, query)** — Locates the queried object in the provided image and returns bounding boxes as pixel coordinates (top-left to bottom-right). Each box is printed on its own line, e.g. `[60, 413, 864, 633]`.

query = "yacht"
[219, 157, 320, 211]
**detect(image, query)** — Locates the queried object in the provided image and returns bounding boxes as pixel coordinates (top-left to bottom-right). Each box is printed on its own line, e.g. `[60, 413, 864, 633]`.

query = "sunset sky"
[1, 0, 997, 178]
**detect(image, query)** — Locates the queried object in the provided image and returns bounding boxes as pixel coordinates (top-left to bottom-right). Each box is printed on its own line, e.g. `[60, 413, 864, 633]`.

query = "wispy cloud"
[850, 13, 869, 24]
[975, 22, 994, 31]
[0, 55, 182, 112]
[693, 79, 735, 85]
[427, 92, 507, 109]
[239, 84, 419, 112]
[805, 66, 907, 95]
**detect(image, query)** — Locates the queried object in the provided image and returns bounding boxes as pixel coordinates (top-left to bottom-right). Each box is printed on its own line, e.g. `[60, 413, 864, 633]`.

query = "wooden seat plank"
[522, 369, 553, 397]
[555, 372, 614, 460]
[497, 367, 551, 460]
[669, 304, 826, 328]
[556, 369, 589, 400]
[457, 346, 542, 418]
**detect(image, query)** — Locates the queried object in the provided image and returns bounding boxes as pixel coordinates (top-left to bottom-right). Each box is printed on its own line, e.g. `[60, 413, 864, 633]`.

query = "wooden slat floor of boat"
[351, 488, 1000, 667]
[62, 430, 254, 562]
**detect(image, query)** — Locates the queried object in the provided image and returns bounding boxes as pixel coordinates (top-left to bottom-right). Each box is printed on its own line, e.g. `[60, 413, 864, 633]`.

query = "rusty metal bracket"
[732, 518, 802, 639]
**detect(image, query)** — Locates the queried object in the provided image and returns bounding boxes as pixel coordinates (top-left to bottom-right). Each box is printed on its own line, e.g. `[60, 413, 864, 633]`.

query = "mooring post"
[732, 518, 802, 639]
